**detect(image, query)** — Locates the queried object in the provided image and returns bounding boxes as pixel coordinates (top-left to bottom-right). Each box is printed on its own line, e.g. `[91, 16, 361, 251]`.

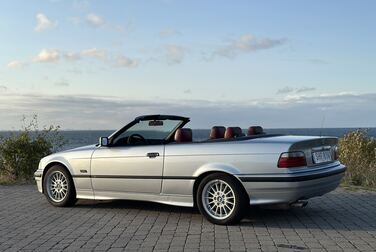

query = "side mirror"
[99, 137, 109, 147]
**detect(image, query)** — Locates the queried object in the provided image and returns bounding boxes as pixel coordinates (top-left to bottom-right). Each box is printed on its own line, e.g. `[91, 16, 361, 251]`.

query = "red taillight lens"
[278, 151, 307, 168]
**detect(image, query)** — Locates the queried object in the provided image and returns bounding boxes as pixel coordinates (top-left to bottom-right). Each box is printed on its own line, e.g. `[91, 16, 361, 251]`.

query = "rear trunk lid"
[288, 136, 338, 166]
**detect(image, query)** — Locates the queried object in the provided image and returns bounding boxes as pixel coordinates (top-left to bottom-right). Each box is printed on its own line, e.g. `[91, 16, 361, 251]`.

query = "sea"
[1, 128, 375, 151]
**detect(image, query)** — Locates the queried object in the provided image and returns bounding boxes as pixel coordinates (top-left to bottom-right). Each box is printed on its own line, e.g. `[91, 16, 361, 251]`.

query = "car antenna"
[319, 111, 326, 137]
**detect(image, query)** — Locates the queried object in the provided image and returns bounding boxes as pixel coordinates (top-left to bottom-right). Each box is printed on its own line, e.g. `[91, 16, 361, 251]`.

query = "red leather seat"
[224, 127, 244, 139]
[209, 126, 226, 139]
[174, 128, 193, 143]
[247, 126, 264, 135]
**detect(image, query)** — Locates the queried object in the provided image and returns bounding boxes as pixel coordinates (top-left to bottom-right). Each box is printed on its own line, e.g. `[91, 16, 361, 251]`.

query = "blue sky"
[0, 0, 375, 129]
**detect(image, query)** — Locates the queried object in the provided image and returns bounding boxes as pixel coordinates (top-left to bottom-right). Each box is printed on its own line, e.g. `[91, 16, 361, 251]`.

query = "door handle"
[146, 152, 160, 158]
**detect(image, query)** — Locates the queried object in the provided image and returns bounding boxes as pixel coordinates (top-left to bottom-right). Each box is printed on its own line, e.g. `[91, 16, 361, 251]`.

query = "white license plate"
[312, 150, 332, 164]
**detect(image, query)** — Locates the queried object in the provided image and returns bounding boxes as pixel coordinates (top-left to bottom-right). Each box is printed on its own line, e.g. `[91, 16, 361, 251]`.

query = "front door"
[91, 144, 164, 197]
[90, 117, 184, 199]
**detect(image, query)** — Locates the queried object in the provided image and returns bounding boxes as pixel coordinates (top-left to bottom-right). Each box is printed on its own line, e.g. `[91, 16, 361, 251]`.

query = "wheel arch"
[192, 170, 249, 208]
[42, 161, 74, 193]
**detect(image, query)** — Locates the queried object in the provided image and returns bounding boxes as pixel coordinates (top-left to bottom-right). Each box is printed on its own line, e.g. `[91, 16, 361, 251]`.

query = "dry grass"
[339, 130, 376, 188]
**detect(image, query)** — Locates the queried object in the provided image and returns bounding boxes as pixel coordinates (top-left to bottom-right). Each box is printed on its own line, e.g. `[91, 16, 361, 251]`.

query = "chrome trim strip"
[72, 175, 196, 180]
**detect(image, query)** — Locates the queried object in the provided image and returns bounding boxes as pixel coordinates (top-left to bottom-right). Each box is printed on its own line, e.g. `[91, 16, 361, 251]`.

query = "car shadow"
[74, 193, 376, 232]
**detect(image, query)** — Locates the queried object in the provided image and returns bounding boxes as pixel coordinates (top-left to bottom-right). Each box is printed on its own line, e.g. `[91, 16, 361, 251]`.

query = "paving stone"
[0, 186, 375, 252]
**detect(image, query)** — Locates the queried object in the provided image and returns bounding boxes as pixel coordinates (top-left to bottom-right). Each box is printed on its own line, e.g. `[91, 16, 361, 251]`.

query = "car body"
[35, 115, 346, 224]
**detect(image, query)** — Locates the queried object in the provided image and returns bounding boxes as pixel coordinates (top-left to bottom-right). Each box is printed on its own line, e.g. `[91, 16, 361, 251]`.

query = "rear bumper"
[237, 164, 346, 205]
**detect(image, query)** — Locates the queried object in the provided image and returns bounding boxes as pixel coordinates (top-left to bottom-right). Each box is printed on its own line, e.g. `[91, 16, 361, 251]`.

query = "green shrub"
[338, 130, 376, 188]
[0, 115, 65, 183]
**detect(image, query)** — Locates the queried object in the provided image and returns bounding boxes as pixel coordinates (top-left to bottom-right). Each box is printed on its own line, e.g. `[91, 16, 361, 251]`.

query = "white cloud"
[81, 48, 107, 60]
[33, 49, 60, 63]
[34, 13, 57, 32]
[64, 52, 81, 61]
[211, 34, 286, 59]
[115, 55, 139, 68]
[165, 45, 187, 65]
[1, 92, 375, 129]
[277, 86, 316, 94]
[7, 60, 26, 69]
[86, 13, 105, 28]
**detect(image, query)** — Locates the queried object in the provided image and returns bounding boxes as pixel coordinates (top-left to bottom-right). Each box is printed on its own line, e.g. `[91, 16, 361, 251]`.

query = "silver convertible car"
[35, 115, 346, 224]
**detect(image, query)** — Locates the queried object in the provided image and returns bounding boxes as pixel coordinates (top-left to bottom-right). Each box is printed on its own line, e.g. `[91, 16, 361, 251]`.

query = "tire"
[43, 165, 77, 207]
[196, 173, 247, 225]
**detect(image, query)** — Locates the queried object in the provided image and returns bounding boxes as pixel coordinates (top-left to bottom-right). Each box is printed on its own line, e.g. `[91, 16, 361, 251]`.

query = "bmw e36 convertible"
[35, 114, 346, 224]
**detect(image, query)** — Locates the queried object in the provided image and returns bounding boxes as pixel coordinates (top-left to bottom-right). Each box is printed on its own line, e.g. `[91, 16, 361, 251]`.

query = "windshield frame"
[108, 114, 190, 146]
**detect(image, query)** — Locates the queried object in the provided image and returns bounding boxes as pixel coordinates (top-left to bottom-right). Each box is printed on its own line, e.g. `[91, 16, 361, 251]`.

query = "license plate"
[312, 150, 332, 164]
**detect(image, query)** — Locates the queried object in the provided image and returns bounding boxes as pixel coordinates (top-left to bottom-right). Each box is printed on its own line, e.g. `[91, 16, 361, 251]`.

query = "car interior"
[171, 125, 265, 144]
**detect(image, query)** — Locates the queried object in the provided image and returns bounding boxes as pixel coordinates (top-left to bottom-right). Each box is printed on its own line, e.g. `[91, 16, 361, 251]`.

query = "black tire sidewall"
[196, 173, 247, 225]
[43, 165, 76, 207]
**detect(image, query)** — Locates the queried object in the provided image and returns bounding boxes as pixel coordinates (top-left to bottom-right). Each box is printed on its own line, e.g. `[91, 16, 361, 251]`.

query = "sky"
[0, 0, 375, 130]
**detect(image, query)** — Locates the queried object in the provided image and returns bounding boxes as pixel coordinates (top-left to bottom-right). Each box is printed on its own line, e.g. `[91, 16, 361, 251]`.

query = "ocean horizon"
[1, 127, 375, 151]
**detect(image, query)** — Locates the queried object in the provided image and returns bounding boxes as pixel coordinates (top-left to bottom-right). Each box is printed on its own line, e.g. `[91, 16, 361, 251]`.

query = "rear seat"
[174, 128, 192, 143]
[209, 126, 226, 139]
[224, 127, 244, 139]
[247, 126, 264, 135]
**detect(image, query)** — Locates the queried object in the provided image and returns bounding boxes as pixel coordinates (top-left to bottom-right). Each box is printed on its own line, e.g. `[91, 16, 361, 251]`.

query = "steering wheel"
[127, 134, 146, 145]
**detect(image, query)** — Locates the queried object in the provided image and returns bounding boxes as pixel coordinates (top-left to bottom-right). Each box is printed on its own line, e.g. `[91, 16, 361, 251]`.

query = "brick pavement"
[0, 185, 375, 251]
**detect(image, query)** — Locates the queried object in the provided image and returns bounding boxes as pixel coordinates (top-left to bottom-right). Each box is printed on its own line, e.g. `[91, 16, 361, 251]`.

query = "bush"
[338, 130, 376, 188]
[0, 115, 65, 183]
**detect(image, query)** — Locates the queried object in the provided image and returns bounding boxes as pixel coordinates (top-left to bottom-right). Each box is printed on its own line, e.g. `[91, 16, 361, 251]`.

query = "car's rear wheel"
[43, 165, 77, 207]
[196, 173, 247, 225]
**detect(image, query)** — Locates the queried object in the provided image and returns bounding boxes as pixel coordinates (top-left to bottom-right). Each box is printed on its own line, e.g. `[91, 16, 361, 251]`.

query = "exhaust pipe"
[290, 200, 308, 208]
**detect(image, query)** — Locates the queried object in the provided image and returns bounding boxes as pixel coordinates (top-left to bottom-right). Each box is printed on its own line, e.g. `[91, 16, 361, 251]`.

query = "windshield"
[112, 119, 182, 146]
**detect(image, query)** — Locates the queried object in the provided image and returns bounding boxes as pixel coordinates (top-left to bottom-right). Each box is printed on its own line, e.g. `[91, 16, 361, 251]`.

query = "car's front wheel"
[43, 165, 77, 207]
[196, 173, 247, 225]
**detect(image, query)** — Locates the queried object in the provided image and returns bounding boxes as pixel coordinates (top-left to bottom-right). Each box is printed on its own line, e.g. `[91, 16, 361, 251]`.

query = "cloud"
[115, 55, 139, 68]
[277, 86, 294, 94]
[211, 34, 286, 59]
[86, 13, 105, 28]
[277, 86, 316, 94]
[81, 48, 107, 60]
[7, 60, 27, 69]
[0, 85, 7, 92]
[183, 89, 191, 94]
[1, 92, 376, 129]
[64, 52, 81, 61]
[34, 13, 57, 32]
[55, 81, 70, 87]
[165, 45, 187, 65]
[159, 28, 181, 38]
[296, 87, 316, 93]
[33, 48, 60, 63]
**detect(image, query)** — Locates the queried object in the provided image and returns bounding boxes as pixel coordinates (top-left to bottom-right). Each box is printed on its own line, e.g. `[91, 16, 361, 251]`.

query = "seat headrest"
[247, 126, 264, 135]
[210, 126, 226, 139]
[174, 128, 192, 143]
[224, 127, 244, 139]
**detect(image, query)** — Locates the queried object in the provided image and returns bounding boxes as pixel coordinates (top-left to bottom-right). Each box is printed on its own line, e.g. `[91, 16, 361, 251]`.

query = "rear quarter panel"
[162, 139, 291, 195]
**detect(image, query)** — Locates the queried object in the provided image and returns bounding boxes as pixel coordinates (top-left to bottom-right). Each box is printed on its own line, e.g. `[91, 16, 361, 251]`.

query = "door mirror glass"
[99, 137, 109, 147]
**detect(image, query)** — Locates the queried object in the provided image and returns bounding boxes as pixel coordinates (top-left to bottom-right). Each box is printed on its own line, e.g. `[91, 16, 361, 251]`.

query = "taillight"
[278, 151, 307, 168]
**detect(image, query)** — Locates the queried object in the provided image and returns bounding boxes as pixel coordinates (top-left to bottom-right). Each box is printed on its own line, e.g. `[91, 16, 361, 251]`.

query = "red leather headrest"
[174, 128, 192, 143]
[210, 126, 226, 139]
[247, 126, 264, 135]
[224, 127, 244, 139]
